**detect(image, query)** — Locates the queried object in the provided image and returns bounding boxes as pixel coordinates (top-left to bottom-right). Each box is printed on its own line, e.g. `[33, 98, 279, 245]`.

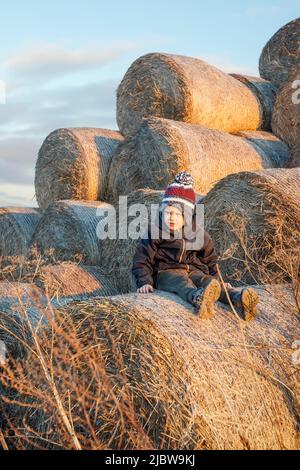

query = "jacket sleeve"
[132, 227, 158, 289]
[200, 230, 219, 276]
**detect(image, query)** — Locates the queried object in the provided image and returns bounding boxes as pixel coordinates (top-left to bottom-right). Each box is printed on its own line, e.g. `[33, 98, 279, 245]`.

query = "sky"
[0, 0, 298, 207]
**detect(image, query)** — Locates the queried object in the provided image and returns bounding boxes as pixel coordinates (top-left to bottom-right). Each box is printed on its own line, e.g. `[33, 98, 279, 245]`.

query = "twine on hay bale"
[259, 17, 300, 88]
[99, 188, 163, 293]
[0, 207, 41, 258]
[116, 53, 274, 136]
[107, 117, 290, 202]
[35, 262, 118, 304]
[202, 167, 300, 285]
[230, 74, 277, 130]
[3, 287, 300, 449]
[31, 200, 111, 265]
[271, 67, 300, 149]
[0, 282, 48, 360]
[35, 128, 123, 211]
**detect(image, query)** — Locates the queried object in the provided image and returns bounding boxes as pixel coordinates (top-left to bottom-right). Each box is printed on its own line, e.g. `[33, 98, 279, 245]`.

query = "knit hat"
[161, 171, 196, 210]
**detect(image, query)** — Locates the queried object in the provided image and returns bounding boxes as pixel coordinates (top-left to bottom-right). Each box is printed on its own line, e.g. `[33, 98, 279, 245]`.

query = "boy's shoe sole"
[193, 279, 221, 319]
[236, 288, 259, 321]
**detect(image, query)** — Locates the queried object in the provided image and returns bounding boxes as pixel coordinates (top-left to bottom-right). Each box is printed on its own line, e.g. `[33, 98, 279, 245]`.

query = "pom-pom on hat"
[161, 171, 196, 210]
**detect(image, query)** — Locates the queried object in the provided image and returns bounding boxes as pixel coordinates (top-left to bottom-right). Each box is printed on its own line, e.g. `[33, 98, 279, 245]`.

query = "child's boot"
[191, 279, 221, 319]
[231, 287, 259, 321]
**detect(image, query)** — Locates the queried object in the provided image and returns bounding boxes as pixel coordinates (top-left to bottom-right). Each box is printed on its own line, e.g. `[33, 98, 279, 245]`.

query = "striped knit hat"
[161, 171, 196, 210]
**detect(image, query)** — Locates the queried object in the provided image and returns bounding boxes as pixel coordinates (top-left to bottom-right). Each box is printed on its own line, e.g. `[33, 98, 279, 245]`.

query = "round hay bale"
[107, 117, 290, 202]
[230, 74, 277, 130]
[271, 67, 300, 148]
[35, 262, 118, 304]
[0, 282, 47, 360]
[117, 53, 270, 137]
[259, 17, 300, 88]
[0, 207, 41, 257]
[100, 189, 163, 293]
[202, 167, 300, 285]
[31, 200, 112, 265]
[5, 287, 299, 449]
[35, 128, 123, 211]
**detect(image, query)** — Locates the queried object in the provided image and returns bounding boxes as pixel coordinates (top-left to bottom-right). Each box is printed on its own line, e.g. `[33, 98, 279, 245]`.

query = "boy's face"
[163, 205, 185, 232]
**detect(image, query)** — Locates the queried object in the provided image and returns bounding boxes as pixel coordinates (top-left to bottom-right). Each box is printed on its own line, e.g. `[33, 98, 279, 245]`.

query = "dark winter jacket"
[132, 209, 219, 289]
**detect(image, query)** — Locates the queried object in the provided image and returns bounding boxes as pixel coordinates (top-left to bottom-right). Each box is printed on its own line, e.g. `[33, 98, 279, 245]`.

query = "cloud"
[0, 183, 36, 207]
[4, 41, 139, 85]
[200, 54, 258, 76]
[0, 79, 118, 139]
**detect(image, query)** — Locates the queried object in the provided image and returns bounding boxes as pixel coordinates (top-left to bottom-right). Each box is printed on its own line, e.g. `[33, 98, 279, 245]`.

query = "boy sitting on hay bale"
[132, 172, 258, 320]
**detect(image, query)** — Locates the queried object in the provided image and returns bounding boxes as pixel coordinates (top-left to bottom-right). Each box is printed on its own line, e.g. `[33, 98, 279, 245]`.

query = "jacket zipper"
[179, 238, 185, 263]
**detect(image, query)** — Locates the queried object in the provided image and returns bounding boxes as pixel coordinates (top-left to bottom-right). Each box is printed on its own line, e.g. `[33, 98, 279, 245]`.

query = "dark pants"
[155, 268, 240, 305]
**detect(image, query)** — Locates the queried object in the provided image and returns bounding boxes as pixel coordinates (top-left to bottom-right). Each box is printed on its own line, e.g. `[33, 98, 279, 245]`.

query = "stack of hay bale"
[1, 17, 300, 451]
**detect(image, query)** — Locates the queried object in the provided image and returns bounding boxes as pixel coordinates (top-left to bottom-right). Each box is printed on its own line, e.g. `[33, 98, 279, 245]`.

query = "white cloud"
[200, 54, 258, 76]
[4, 41, 139, 84]
[0, 183, 36, 207]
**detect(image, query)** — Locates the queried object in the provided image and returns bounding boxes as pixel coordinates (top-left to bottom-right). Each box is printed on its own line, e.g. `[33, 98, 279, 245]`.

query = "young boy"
[132, 172, 258, 320]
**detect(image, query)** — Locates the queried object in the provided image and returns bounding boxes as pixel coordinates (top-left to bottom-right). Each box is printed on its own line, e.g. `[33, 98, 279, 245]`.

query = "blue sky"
[0, 0, 298, 206]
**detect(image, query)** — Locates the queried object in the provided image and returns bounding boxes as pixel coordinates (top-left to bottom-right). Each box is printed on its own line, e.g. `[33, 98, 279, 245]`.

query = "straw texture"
[35, 262, 118, 303]
[202, 167, 300, 285]
[271, 67, 300, 148]
[0, 282, 47, 360]
[31, 200, 112, 265]
[108, 117, 290, 202]
[4, 286, 299, 449]
[230, 74, 277, 130]
[35, 128, 123, 210]
[117, 53, 271, 136]
[0, 207, 41, 258]
[259, 17, 300, 88]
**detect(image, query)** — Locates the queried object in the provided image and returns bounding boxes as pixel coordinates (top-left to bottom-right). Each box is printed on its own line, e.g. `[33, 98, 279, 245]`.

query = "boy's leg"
[156, 269, 198, 303]
[215, 280, 259, 322]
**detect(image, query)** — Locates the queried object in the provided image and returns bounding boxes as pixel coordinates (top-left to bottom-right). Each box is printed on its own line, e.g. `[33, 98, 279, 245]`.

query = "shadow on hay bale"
[1, 287, 299, 450]
[99, 189, 164, 293]
[31, 200, 112, 265]
[259, 17, 300, 88]
[0, 208, 41, 259]
[287, 138, 300, 168]
[202, 167, 300, 285]
[117, 53, 275, 137]
[35, 128, 124, 211]
[35, 262, 118, 305]
[230, 74, 277, 130]
[271, 67, 300, 149]
[107, 117, 289, 202]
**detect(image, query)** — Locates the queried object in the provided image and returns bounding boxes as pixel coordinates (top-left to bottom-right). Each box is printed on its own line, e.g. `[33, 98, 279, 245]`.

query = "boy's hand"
[137, 284, 154, 294]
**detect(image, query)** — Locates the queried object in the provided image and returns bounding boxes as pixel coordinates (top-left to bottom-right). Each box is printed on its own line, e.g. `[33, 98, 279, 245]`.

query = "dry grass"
[107, 117, 289, 202]
[259, 17, 300, 88]
[35, 128, 123, 211]
[202, 167, 300, 285]
[271, 67, 300, 149]
[116, 53, 273, 137]
[0, 284, 299, 450]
